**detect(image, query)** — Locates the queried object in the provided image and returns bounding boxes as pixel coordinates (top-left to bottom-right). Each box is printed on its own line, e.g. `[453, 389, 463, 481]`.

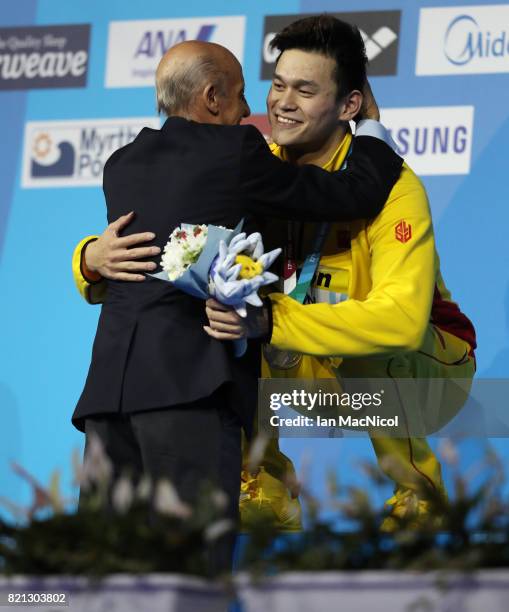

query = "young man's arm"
[72, 236, 105, 304]
[206, 172, 437, 357]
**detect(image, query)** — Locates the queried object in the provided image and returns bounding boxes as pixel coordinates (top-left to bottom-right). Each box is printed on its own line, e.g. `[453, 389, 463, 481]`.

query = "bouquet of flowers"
[160, 223, 210, 282]
[151, 220, 281, 356]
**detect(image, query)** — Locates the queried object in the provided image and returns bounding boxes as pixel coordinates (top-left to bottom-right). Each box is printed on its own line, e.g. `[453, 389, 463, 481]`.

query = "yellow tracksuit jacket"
[262, 133, 476, 499]
[267, 132, 475, 362]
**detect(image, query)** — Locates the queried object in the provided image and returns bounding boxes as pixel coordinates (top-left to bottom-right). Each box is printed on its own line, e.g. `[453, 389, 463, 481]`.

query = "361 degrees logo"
[134, 24, 216, 58]
[445, 14, 509, 66]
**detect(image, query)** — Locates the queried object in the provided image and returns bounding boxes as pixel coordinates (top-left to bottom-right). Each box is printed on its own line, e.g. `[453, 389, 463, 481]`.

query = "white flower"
[210, 489, 229, 511]
[136, 475, 152, 502]
[79, 433, 113, 490]
[245, 434, 269, 474]
[204, 518, 234, 542]
[438, 438, 459, 466]
[154, 479, 192, 519]
[112, 476, 134, 514]
[160, 224, 208, 281]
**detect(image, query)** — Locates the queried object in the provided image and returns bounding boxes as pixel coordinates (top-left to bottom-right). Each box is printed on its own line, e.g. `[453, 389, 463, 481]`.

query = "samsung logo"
[389, 125, 469, 156]
[381, 106, 474, 176]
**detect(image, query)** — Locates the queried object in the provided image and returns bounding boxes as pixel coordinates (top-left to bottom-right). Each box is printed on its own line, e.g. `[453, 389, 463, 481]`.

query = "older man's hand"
[204, 298, 246, 340]
[84, 211, 161, 281]
[204, 298, 270, 341]
[356, 79, 380, 122]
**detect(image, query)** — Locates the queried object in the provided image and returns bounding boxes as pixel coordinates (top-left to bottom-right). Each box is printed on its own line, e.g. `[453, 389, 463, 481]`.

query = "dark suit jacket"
[73, 116, 402, 433]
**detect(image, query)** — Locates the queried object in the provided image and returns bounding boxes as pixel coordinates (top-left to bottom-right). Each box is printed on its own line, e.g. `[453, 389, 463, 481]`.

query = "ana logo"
[416, 6, 509, 75]
[22, 117, 160, 188]
[395, 220, 412, 244]
[106, 17, 245, 88]
[134, 24, 216, 59]
[31, 132, 75, 178]
[260, 11, 401, 79]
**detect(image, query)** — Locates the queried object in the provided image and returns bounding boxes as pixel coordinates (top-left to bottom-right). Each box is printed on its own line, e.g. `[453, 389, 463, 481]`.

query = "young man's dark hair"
[270, 14, 367, 100]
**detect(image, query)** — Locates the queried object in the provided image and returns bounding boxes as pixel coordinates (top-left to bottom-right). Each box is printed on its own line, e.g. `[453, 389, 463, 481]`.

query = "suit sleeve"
[72, 236, 107, 305]
[268, 174, 437, 357]
[239, 125, 403, 222]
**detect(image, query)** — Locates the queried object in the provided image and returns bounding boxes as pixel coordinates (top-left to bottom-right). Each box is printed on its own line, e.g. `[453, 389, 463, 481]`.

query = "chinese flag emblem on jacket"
[395, 220, 412, 243]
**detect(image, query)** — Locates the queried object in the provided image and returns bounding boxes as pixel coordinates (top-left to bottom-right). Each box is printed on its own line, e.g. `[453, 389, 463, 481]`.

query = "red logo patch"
[395, 220, 412, 243]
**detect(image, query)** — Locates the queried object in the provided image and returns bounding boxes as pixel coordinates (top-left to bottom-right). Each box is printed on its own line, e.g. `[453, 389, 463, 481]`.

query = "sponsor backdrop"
[1, 0, 508, 515]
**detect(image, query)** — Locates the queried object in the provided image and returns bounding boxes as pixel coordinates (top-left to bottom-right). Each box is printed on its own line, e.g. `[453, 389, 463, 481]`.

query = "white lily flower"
[154, 479, 192, 519]
[204, 518, 234, 542]
[112, 476, 134, 514]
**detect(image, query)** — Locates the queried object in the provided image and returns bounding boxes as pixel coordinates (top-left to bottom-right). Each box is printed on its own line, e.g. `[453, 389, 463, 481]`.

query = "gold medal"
[263, 344, 302, 370]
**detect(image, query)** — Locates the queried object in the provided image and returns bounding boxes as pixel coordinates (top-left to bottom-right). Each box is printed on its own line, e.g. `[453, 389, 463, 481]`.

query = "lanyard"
[284, 143, 353, 304]
[288, 222, 330, 303]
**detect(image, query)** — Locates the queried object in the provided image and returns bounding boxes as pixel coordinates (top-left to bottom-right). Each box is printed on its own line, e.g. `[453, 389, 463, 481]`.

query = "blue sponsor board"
[260, 11, 401, 79]
[445, 13, 509, 67]
[390, 125, 469, 157]
[0, 24, 90, 90]
[133, 24, 216, 59]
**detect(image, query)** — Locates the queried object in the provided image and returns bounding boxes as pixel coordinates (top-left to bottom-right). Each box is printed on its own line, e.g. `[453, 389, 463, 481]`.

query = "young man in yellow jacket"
[204, 15, 476, 530]
[73, 16, 476, 530]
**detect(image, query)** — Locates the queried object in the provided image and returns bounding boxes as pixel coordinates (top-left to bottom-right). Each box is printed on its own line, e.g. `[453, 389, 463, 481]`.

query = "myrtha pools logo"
[22, 118, 160, 188]
[416, 5, 509, 75]
[105, 17, 246, 88]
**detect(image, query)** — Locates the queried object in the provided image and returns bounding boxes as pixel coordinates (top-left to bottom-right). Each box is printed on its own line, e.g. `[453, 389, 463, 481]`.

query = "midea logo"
[444, 14, 509, 66]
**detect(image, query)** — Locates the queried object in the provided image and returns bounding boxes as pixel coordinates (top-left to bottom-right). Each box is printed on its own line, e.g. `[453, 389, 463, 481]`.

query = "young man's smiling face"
[267, 48, 345, 156]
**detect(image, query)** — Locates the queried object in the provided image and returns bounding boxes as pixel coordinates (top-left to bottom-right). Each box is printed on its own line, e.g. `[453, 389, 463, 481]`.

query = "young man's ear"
[203, 83, 220, 117]
[338, 90, 362, 122]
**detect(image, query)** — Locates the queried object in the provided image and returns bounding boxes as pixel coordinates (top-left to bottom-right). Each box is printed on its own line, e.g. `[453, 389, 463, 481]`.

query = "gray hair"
[156, 55, 227, 116]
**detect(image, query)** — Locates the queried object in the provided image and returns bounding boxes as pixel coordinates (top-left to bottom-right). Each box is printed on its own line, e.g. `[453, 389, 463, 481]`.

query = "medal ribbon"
[284, 144, 353, 304]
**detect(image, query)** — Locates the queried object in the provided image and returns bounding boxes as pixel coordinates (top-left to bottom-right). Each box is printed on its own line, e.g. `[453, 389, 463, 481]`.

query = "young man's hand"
[84, 212, 161, 281]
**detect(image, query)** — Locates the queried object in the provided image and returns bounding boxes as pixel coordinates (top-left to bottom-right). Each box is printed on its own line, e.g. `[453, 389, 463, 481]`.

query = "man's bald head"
[155, 41, 241, 119]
